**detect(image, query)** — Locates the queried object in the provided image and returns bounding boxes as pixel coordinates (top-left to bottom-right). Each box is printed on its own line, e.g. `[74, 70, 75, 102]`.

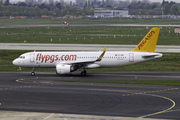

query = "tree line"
[128, 1, 180, 15]
[0, 0, 179, 17]
[0, 2, 94, 17]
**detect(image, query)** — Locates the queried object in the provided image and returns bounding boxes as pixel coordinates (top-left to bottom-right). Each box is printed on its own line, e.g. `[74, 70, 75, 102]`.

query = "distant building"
[94, 8, 129, 18]
[76, 0, 85, 6]
[106, 0, 114, 5]
[70, 1, 72, 6]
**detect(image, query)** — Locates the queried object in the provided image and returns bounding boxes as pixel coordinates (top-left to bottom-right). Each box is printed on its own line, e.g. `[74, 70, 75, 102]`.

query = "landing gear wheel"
[81, 70, 87, 76]
[31, 72, 35, 76]
[31, 68, 35, 76]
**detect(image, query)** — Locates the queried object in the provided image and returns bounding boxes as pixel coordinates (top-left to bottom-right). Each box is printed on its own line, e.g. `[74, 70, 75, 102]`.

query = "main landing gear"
[31, 68, 35, 76]
[81, 70, 87, 76]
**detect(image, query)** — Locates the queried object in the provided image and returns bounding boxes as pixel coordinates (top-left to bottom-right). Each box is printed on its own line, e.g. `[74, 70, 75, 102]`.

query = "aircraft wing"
[61, 60, 96, 65]
[59, 47, 107, 66]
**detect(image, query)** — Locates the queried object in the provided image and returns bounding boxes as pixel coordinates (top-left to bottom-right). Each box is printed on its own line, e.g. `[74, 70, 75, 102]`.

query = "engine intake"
[56, 64, 73, 74]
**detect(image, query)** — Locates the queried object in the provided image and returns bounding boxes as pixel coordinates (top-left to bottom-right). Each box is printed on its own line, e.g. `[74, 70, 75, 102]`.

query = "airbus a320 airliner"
[13, 28, 163, 76]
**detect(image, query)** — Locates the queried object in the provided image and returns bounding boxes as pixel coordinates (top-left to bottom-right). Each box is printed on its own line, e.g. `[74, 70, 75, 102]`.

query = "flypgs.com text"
[36, 54, 77, 63]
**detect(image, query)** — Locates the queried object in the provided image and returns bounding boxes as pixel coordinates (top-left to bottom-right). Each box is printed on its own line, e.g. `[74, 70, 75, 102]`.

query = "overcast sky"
[10, 0, 180, 4]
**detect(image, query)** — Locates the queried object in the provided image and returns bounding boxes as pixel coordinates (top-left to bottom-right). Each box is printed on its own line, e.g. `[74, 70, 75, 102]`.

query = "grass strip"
[59, 80, 180, 86]
[0, 26, 180, 45]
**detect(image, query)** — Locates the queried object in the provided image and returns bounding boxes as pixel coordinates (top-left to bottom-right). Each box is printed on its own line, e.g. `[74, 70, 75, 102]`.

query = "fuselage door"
[30, 53, 35, 62]
[129, 53, 134, 62]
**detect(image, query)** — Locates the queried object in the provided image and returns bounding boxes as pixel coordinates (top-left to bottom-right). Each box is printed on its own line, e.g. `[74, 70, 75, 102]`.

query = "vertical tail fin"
[131, 28, 160, 52]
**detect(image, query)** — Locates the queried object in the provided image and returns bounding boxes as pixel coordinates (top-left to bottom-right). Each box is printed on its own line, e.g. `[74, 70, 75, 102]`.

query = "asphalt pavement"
[0, 71, 180, 120]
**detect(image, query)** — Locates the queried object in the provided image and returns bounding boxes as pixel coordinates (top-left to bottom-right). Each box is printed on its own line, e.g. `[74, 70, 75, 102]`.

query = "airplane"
[63, 21, 69, 26]
[13, 27, 163, 76]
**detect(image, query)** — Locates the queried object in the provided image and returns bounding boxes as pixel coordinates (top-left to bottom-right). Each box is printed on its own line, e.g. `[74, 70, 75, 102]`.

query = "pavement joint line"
[0, 84, 54, 91]
[94, 73, 180, 78]
[122, 88, 178, 96]
[165, 109, 180, 113]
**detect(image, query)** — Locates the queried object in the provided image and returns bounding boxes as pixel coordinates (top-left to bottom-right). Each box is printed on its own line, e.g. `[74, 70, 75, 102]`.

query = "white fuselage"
[13, 51, 163, 69]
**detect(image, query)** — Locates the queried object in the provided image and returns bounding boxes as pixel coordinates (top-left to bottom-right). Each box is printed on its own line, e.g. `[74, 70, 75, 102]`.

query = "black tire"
[81, 70, 86, 76]
[31, 72, 35, 76]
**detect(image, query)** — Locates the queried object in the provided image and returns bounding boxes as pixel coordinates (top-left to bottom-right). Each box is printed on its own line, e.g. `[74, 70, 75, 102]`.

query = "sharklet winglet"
[96, 46, 107, 61]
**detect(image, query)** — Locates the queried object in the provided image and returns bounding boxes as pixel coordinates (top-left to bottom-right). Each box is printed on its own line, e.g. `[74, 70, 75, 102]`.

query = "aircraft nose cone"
[13, 59, 18, 66]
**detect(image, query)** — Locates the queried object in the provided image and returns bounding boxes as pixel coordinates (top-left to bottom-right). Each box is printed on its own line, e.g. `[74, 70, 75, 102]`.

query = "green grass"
[59, 80, 180, 86]
[1, 50, 180, 71]
[0, 26, 180, 45]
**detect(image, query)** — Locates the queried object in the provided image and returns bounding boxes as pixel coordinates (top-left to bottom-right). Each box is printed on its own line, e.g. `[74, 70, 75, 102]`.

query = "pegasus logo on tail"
[131, 28, 160, 52]
[138, 30, 155, 50]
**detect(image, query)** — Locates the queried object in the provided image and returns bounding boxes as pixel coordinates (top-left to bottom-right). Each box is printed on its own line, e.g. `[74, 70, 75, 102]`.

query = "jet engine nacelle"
[56, 64, 72, 74]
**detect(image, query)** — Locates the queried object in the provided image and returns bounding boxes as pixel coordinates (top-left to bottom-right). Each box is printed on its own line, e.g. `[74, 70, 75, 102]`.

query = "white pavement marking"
[0, 111, 173, 120]
[43, 113, 54, 120]
[168, 49, 180, 50]
[59, 114, 69, 120]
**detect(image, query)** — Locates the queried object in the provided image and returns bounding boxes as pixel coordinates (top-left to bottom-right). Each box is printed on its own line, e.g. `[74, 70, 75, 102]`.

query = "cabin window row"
[35, 56, 126, 59]
[76, 57, 126, 59]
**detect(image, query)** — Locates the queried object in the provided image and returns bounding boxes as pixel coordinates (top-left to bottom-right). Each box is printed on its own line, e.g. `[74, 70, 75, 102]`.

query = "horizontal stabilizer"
[142, 53, 163, 59]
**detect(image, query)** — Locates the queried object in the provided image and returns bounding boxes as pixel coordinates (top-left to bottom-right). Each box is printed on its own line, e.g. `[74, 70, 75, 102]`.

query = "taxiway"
[0, 71, 180, 120]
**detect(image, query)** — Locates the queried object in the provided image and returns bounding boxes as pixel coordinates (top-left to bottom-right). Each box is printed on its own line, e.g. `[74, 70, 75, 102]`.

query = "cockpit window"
[19, 56, 25, 59]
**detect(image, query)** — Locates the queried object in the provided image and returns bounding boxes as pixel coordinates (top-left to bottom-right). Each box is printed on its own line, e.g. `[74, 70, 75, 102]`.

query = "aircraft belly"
[98, 60, 127, 68]
[39, 63, 55, 68]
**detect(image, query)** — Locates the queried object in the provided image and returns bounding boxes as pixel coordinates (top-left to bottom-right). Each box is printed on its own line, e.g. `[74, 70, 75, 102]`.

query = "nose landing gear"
[31, 68, 35, 76]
